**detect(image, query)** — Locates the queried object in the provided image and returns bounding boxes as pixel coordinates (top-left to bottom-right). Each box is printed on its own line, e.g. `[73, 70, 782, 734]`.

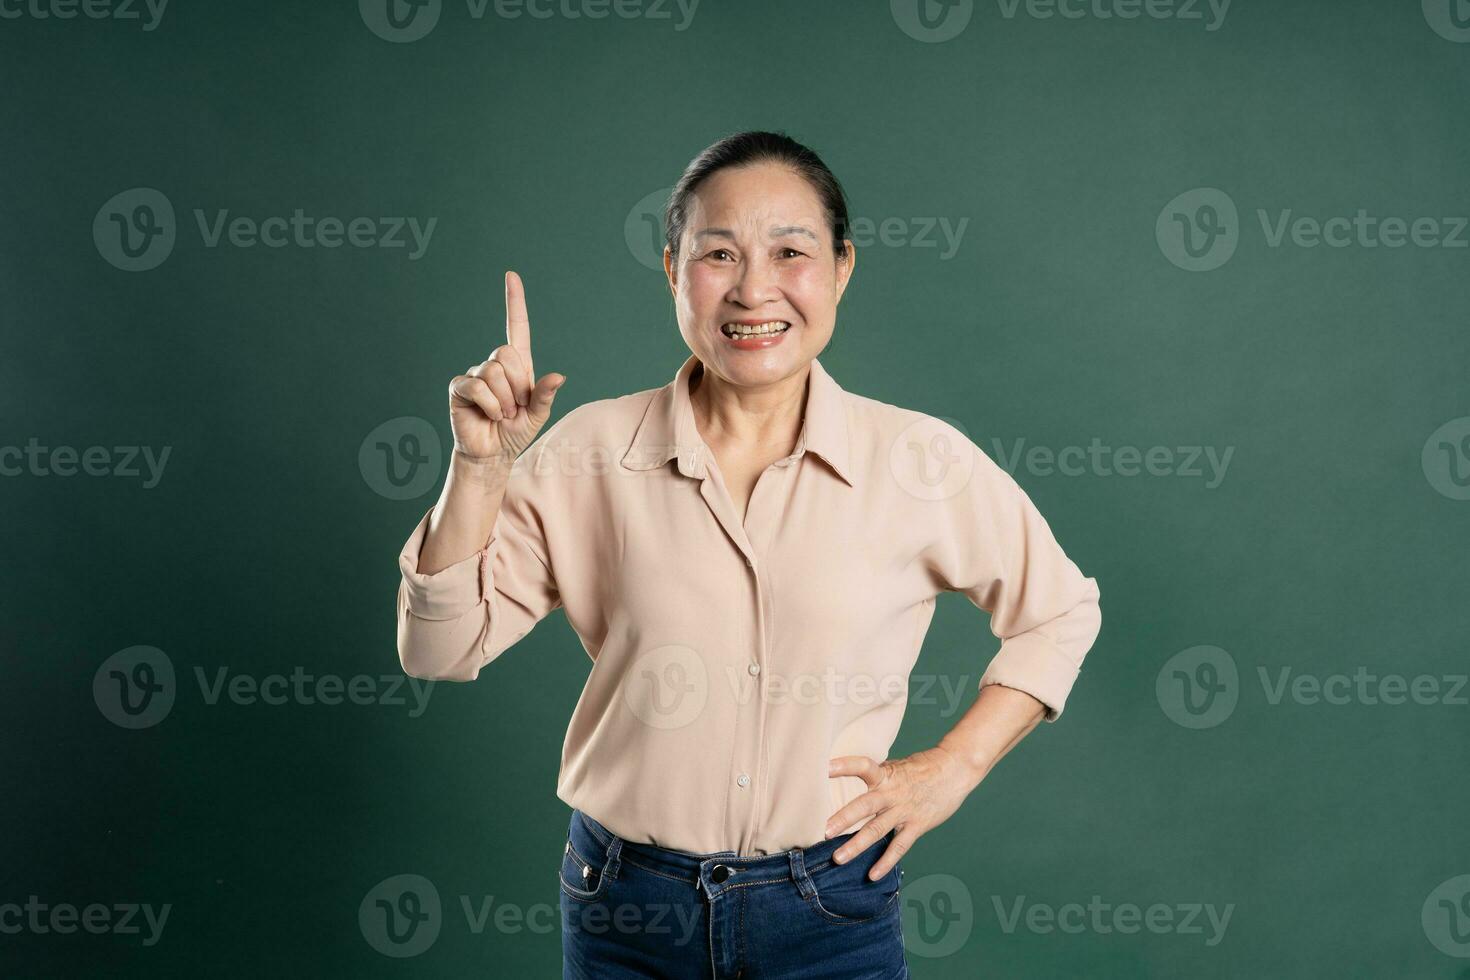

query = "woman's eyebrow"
[692, 225, 819, 242]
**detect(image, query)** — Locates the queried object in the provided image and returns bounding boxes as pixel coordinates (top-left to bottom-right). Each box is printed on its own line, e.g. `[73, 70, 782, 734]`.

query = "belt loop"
[603, 832, 625, 881]
[789, 847, 816, 900]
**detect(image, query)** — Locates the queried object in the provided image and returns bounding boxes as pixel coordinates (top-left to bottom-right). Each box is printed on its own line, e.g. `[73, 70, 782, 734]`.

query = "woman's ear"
[834, 239, 856, 304]
[663, 245, 678, 297]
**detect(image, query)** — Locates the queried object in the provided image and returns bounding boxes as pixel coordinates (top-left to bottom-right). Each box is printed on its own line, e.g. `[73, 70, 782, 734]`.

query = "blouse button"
[736, 773, 750, 788]
[748, 663, 760, 676]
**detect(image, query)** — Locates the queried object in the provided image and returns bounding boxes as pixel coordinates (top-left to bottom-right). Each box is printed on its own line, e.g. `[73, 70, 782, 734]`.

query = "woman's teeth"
[722, 321, 791, 338]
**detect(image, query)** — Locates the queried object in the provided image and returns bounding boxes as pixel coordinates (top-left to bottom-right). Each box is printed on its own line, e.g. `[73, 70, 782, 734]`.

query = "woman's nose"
[728, 257, 781, 307]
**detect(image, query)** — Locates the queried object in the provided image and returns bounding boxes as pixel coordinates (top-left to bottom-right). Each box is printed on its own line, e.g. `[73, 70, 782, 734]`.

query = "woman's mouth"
[720, 320, 792, 349]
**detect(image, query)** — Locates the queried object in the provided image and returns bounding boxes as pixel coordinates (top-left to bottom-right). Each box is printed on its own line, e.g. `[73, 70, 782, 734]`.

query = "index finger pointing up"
[505, 270, 534, 383]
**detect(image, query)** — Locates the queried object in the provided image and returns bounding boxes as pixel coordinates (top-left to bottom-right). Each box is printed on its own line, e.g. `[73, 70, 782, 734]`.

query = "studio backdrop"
[3, 0, 1468, 976]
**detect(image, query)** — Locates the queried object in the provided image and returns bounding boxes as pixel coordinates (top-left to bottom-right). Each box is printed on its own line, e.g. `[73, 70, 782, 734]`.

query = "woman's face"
[665, 162, 855, 388]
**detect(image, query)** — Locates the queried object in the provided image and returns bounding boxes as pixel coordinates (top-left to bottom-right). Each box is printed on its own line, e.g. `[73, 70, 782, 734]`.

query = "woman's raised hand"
[449, 271, 567, 462]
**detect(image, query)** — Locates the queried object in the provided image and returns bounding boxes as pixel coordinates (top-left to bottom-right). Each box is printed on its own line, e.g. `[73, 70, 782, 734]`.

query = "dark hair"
[664, 130, 851, 266]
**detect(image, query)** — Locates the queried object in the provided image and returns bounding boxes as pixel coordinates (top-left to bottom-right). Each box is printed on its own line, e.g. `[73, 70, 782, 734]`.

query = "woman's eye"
[706, 249, 733, 261]
[780, 248, 806, 259]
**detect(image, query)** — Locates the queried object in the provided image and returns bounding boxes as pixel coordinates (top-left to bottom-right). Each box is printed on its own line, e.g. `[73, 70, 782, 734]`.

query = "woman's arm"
[396, 270, 567, 680]
[417, 450, 512, 576]
[395, 448, 564, 682]
[935, 682, 1048, 789]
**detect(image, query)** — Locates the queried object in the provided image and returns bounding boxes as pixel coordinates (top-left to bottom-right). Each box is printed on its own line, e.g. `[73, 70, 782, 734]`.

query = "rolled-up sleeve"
[923, 438, 1102, 722]
[395, 473, 563, 682]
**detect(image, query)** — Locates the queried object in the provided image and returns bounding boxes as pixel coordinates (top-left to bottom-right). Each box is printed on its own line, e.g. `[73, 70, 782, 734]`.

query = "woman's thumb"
[527, 373, 567, 420]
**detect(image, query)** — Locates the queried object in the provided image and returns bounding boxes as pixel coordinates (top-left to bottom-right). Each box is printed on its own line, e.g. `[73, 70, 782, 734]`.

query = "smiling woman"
[394, 130, 1102, 979]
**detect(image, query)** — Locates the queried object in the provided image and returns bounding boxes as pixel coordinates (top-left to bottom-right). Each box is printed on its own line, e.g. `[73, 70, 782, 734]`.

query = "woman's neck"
[690, 360, 810, 454]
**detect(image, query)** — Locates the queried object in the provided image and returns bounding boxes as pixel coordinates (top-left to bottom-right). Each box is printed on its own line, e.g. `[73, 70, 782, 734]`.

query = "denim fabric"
[559, 808, 909, 979]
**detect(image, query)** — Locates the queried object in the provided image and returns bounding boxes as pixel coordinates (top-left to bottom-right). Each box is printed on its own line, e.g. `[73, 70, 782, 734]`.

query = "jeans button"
[711, 864, 733, 883]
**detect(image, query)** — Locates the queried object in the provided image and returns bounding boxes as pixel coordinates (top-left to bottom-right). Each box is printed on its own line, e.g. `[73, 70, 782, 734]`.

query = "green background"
[3, 0, 1468, 975]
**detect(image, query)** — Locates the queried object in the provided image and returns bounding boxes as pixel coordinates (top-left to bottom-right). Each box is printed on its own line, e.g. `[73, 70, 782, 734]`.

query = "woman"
[396, 131, 1102, 979]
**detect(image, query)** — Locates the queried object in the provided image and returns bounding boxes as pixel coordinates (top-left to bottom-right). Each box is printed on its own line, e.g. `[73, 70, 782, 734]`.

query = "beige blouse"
[396, 353, 1102, 857]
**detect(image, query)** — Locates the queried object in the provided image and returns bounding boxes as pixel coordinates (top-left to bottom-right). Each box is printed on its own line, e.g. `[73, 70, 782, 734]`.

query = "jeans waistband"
[572, 809, 888, 899]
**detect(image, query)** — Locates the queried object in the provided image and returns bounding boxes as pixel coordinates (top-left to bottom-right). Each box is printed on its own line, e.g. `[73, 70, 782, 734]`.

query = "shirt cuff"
[397, 507, 493, 621]
[978, 632, 1082, 723]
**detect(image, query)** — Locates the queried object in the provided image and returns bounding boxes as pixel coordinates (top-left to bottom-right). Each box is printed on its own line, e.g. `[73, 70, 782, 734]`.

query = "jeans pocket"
[558, 837, 610, 903]
[808, 855, 902, 924]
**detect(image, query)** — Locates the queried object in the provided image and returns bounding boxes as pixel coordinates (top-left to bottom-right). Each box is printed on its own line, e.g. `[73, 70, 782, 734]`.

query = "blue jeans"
[559, 808, 909, 979]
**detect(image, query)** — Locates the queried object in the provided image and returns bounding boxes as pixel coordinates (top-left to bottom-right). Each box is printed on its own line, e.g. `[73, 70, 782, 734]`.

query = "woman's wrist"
[449, 446, 515, 489]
